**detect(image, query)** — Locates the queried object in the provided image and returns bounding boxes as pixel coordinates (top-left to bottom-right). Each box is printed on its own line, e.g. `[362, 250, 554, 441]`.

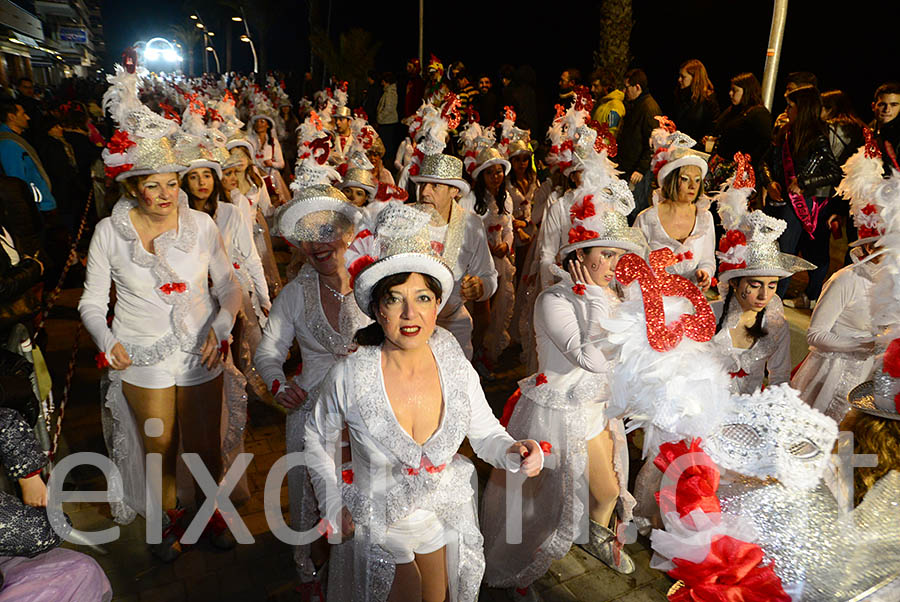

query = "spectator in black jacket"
[674, 59, 719, 144]
[37, 118, 79, 234]
[475, 74, 499, 125]
[708, 72, 773, 189]
[617, 68, 661, 216]
[761, 85, 842, 306]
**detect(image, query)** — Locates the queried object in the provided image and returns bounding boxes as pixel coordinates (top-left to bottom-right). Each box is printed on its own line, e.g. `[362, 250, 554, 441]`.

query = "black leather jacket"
[762, 132, 842, 198]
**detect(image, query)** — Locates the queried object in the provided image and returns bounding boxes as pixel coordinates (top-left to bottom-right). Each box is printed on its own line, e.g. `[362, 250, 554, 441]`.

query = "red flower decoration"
[653, 438, 721, 519]
[668, 536, 791, 602]
[341, 469, 354, 484]
[271, 379, 281, 395]
[655, 115, 677, 133]
[718, 230, 747, 254]
[107, 129, 136, 154]
[729, 369, 749, 379]
[104, 163, 134, 180]
[710, 277, 718, 288]
[232, 263, 240, 270]
[861, 204, 877, 216]
[568, 225, 600, 244]
[570, 195, 596, 221]
[95, 353, 110, 369]
[348, 255, 376, 286]
[355, 229, 373, 241]
[539, 441, 553, 455]
[572, 283, 586, 295]
[159, 282, 187, 295]
[430, 240, 445, 254]
[535, 373, 548, 386]
[884, 338, 900, 378]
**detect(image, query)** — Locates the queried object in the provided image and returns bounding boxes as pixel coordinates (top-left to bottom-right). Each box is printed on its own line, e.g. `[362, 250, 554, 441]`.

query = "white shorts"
[119, 348, 223, 389]
[381, 509, 447, 564]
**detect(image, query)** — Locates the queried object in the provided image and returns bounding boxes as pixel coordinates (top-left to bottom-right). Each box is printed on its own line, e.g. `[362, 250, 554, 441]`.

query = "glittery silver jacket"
[0, 408, 63, 558]
[305, 327, 520, 602]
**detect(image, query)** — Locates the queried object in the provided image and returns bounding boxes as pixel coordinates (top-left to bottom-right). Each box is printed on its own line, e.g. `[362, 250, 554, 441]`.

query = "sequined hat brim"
[278, 197, 360, 244]
[337, 180, 376, 195]
[656, 154, 709, 187]
[471, 157, 511, 180]
[226, 139, 253, 153]
[354, 253, 455, 318]
[409, 174, 471, 197]
[558, 237, 647, 259]
[115, 164, 187, 182]
[180, 160, 223, 180]
[849, 381, 900, 421]
[247, 115, 276, 129]
[717, 253, 816, 285]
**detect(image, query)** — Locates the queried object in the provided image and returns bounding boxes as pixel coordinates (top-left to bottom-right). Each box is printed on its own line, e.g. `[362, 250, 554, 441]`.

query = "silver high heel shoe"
[580, 519, 635, 574]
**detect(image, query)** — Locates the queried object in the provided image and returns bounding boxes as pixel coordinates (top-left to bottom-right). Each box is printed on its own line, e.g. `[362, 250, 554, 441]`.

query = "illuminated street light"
[195, 22, 204, 29]
[239, 35, 249, 42]
[190, 14, 198, 19]
[231, 16, 242, 22]
[206, 31, 214, 36]
[205, 46, 213, 51]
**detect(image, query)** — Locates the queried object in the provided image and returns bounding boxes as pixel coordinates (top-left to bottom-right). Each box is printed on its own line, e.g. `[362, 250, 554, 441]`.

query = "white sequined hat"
[101, 61, 184, 182]
[650, 116, 709, 187]
[715, 154, 815, 289]
[345, 202, 454, 318]
[276, 184, 360, 245]
[410, 154, 470, 196]
[339, 167, 377, 196]
[471, 146, 511, 180]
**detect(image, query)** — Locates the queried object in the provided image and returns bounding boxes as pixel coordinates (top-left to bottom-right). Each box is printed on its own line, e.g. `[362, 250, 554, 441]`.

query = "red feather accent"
[883, 338, 900, 378]
[570, 194, 596, 221]
[348, 255, 376, 286]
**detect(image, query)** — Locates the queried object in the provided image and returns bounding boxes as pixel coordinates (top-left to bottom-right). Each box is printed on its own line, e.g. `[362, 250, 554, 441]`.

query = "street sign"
[59, 27, 87, 44]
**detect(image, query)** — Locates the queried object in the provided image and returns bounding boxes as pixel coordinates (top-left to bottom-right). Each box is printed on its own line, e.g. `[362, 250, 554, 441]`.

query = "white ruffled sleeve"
[254, 282, 302, 390]
[304, 364, 347, 527]
[466, 215, 499, 301]
[806, 271, 871, 352]
[536, 285, 611, 373]
[766, 318, 791, 386]
[695, 211, 717, 276]
[464, 368, 520, 471]
[538, 199, 565, 289]
[205, 218, 241, 342]
[270, 137, 285, 170]
[255, 180, 274, 218]
[234, 208, 271, 311]
[77, 221, 119, 356]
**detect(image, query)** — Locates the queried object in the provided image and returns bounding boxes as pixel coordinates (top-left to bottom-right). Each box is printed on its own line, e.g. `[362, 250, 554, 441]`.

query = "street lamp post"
[234, 7, 258, 74]
[190, 11, 220, 74]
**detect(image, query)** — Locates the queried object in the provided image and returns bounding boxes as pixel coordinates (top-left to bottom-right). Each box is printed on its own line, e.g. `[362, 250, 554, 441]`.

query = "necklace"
[320, 279, 350, 300]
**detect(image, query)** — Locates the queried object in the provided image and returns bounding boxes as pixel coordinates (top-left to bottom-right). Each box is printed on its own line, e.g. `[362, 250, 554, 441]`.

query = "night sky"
[101, 0, 898, 122]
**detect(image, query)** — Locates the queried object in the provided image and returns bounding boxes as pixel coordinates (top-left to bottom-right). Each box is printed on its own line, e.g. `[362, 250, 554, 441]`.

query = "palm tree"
[309, 27, 380, 105]
[169, 23, 202, 76]
[594, 0, 633, 87]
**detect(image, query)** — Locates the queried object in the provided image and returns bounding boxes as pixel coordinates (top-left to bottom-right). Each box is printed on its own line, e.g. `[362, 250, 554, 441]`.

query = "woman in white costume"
[79, 63, 242, 561]
[222, 140, 282, 296]
[254, 184, 369, 591]
[470, 147, 516, 364]
[482, 150, 645, 599]
[633, 119, 715, 290]
[791, 139, 886, 421]
[710, 157, 813, 395]
[246, 93, 291, 204]
[305, 203, 542, 602]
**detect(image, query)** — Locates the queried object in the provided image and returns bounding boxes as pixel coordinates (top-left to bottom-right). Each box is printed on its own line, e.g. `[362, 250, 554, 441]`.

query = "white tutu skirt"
[482, 256, 515, 363]
[481, 372, 634, 589]
[791, 349, 874, 422]
[100, 357, 250, 523]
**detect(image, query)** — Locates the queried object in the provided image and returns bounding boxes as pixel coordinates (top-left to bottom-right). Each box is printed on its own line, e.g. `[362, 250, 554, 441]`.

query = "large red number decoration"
[615, 249, 716, 352]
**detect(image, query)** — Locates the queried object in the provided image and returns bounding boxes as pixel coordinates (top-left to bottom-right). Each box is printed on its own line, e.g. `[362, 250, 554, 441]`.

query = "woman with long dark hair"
[822, 89, 867, 253]
[472, 148, 515, 364]
[711, 165, 813, 394]
[707, 72, 773, 187]
[674, 59, 720, 143]
[761, 85, 842, 306]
